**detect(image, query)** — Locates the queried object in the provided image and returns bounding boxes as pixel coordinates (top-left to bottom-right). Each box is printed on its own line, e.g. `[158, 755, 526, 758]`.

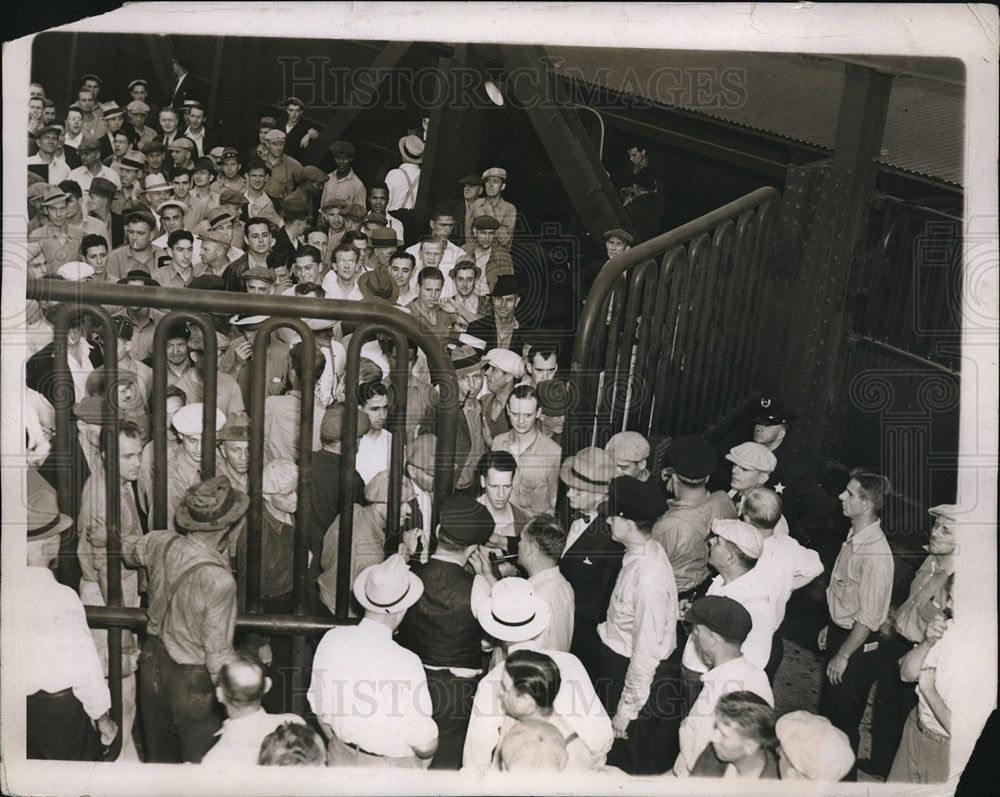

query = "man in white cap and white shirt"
[479, 347, 524, 448]
[679, 519, 776, 708]
[309, 554, 438, 767]
[726, 441, 790, 535]
[164, 402, 226, 529]
[463, 577, 613, 772]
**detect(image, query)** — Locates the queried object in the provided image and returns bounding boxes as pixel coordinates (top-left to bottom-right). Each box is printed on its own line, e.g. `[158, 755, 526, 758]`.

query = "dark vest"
[395, 559, 481, 670]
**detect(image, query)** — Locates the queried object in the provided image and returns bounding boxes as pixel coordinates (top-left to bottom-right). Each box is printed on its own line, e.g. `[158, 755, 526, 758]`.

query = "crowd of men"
[18, 69, 976, 784]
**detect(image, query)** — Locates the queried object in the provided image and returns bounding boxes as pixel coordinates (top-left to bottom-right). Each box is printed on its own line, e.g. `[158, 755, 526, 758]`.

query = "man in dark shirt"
[395, 495, 495, 769]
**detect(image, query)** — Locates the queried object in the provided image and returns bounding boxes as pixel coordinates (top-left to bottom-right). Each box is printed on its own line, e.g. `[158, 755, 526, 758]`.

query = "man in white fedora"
[308, 554, 438, 768]
[463, 577, 613, 772]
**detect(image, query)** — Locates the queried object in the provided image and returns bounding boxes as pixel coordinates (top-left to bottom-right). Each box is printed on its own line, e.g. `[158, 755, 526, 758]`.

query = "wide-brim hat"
[143, 174, 171, 192]
[398, 135, 424, 163]
[255, 116, 278, 131]
[88, 177, 118, 201]
[353, 553, 424, 614]
[489, 274, 520, 297]
[476, 577, 551, 643]
[27, 469, 73, 541]
[559, 446, 613, 492]
[217, 411, 251, 441]
[450, 344, 483, 378]
[459, 173, 485, 187]
[358, 268, 399, 305]
[174, 475, 250, 533]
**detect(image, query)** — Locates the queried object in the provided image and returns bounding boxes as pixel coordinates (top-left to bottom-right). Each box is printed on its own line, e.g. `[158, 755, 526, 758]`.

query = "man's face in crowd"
[388, 257, 413, 289]
[66, 109, 84, 136]
[187, 107, 205, 132]
[458, 369, 484, 401]
[221, 440, 249, 475]
[37, 131, 60, 156]
[627, 146, 646, 167]
[170, 147, 190, 167]
[429, 215, 456, 240]
[752, 423, 785, 447]
[369, 187, 388, 215]
[211, 218, 234, 245]
[165, 336, 189, 367]
[128, 111, 148, 130]
[322, 205, 344, 230]
[709, 716, 755, 764]
[42, 105, 57, 125]
[44, 200, 68, 227]
[484, 363, 513, 396]
[28, 249, 47, 279]
[539, 412, 565, 437]
[83, 245, 108, 276]
[605, 235, 629, 259]
[64, 194, 82, 219]
[286, 103, 303, 123]
[220, 157, 240, 178]
[246, 167, 268, 192]
[334, 250, 359, 282]
[200, 239, 227, 265]
[453, 267, 477, 298]
[245, 278, 273, 295]
[294, 256, 321, 284]
[333, 154, 352, 176]
[528, 353, 557, 384]
[193, 168, 213, 188]
[146, 188, 171, 208]
[160, 110, 178, 134]
[125, 221, 152, 251]
[245, 222, 272, 256]
[361, 393, 389, 432]
[79, 146, 101, 168]
[106, 114, 123, 133]
[265, 138, 286, 158]
[147, 149, 166, 171]
[161, 207, 185, 234]
[77, 91, 96, 114]
[112, 133, 131, 158]
[82, 79, 101, 99]
[418, 277, 443, 308]
[463, 183, 483, 202]
[484, 177, 504, 198]
[130, 84, 148, 103]
[171, 173, 192, 198]
[118, 433, 143, 483]
[927, 515, 957, 557]
[507, 395, 540, 435]
[170, 238, 194, 270]
[613, 456, 644, 478]
[730, 463, 766, 492]
[566, 484, 603, 514]
[419, 242, 445, 269]
[492, 293, 519, 321]
[473, 227, 496, 249]
[119, 164, 141, 189]
[181, 433, 202, 463]
[481, 467, 514, 512]
[29, 98, 43, 120]
[839, 478, 869, 519]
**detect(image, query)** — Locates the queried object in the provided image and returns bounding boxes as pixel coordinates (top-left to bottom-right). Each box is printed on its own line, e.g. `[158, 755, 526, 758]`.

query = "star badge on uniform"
[774, 482, 786, 494]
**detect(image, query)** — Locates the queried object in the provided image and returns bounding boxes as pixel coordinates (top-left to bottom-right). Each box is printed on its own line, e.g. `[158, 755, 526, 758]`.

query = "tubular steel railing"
[26, 278, 460, 743]
[566, 187, 781, 455]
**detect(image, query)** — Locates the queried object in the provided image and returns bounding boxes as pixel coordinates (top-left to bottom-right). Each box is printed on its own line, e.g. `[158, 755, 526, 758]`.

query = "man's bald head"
[218, 651, 268, 708]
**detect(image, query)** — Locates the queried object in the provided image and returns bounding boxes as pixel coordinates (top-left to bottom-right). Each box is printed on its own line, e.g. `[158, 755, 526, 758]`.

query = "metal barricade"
[26, 277, 460, 737]
[566, 187, 781, 454]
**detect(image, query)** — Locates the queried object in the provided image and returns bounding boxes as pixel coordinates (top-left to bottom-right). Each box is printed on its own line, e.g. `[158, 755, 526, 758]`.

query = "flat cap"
[328, 140, 355, 156]
[73, 395, 106, 424]
[244, 266, 274, 284]
[365, 471, 416, 505]
[603, 228, 634, 245]
[172, 403, 226, 436]
[775, 712, 855, 781]
[667, 434, 717, 480]
[711, 518, 764, 560]
[89, 177, 118, 200]
[754, 397, 798, 426]
[281, 96, 305, 109]
[684, 595, 752, 643]
[928, 503, 960, 522]
[301, 165, 329, 184]
[167, 137, 196, 152]
[605, 431, 650, 463]
[220, 147, 240, 161]
[262, 458, 298, 495]
[123, 206, 156, 228]
[194, 221, 231, 247]
[726, 442, 777, 474]
[320, 196, 348, 210]
[472, 214, 500, 231]
[319, 403, 370, 442]
[482, 166, 507, 181]
[126, 100, 150, 114]
[342, 203, 366, 221]
[438, 495, 495, 545]
[56, 261, 94, 281]
[483, 347, 525, 378]
[459, 173, 485, 187]
[263, 128, 287, 142]
[607, 475, 666, 523]
[282, 193, 310, 220]
[217, 187, 249, 206]
[139, 139, 166, 155]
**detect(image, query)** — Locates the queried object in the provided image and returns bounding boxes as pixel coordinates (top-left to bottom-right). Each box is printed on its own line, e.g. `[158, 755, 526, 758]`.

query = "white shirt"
[674, 655, 773, 777]
[681, 566, 777, 674]
[754, 533, 823, 626]
[404, 239, 466, 291]
[563, 513, 596, 556]
[22, 567, 112, 720]
[529, 567, 575, 654]
[385, 162, 421, 211]
[183, 126, 206, 156]
[308, 618, 438, 757]
[201, 708, 303, 769]
[321, 271, 364, 301]
[597, 541, 678, 722]
[356, 429, 392, 484]
[67, 163, 122, 198]
[463, 644, 613, 772]
[28, 152, 71, 185]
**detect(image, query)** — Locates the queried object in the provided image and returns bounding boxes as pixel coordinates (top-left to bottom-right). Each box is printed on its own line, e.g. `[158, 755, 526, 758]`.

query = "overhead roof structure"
[545, 47, 965, 186]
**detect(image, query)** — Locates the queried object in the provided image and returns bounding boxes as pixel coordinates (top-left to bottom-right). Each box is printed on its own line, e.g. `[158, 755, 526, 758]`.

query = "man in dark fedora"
[123, 474, 248, 763]
[23, 470, 118, 760]
[467, 273, 527, 354]
[395, 495, 497, 769]
[309, 554, 439, 767]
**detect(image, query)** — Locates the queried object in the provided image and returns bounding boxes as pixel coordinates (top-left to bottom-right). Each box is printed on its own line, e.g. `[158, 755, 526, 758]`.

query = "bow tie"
[571, 511, 593, 524]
